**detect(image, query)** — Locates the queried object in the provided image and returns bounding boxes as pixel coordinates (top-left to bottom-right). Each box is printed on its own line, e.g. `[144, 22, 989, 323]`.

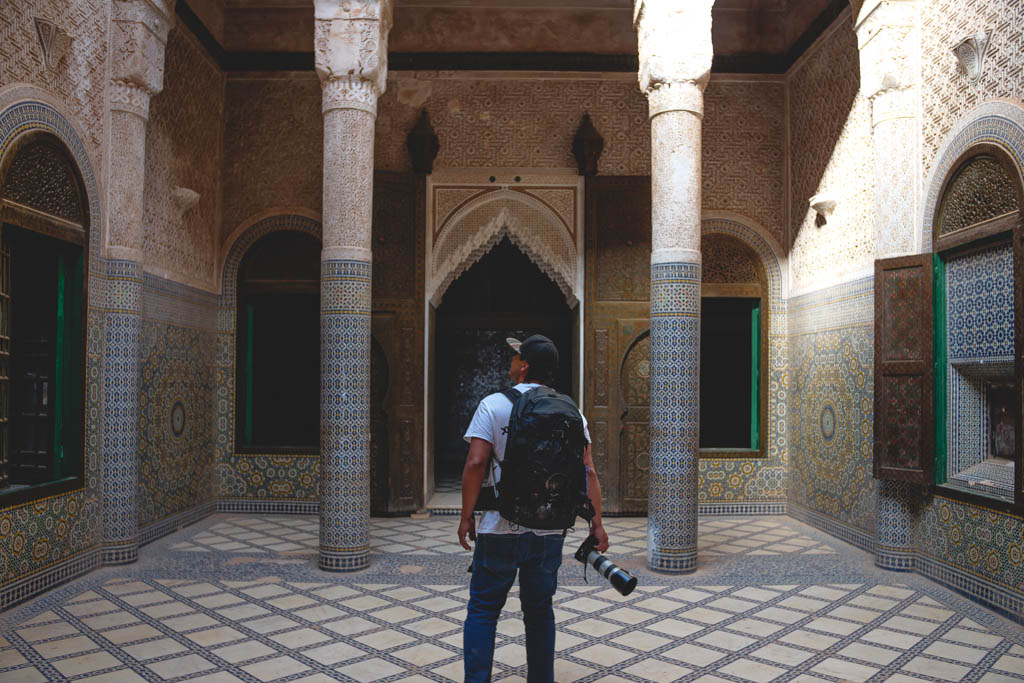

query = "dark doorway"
[236, 231, 320, 451]
[700, 297, 760, 449]
[434, 236, 573, 482]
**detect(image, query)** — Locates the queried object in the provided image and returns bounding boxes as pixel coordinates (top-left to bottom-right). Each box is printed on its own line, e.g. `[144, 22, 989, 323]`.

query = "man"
[458, 334, 609, 683]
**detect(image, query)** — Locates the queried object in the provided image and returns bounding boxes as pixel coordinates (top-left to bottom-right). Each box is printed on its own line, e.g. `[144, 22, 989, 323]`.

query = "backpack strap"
[502, 388, 522, 404]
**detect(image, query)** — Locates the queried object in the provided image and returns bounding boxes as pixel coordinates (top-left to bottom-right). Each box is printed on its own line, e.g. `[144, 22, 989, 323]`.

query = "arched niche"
[430, 188, 580, 308]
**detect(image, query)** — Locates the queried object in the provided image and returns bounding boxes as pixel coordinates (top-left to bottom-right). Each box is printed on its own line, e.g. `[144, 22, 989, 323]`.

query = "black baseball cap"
[506, 334, 559, 373]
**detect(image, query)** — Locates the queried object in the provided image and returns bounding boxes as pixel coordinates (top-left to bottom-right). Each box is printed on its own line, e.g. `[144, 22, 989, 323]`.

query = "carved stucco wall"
[705, 79, 787, 248]
[221, 75, 323, 245]
[0, 0, 109, 171]
[219, 72, 784, 253]
[375, 74, 650, 175]
[143, 26, 225, 291]
[787, 11, 876, 294]
[920, 0, 1024, 191]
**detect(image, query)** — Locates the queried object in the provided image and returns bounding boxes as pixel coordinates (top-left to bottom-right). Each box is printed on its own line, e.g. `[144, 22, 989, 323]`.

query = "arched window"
[932, 147, 1023, 508]
[236, 231, 320, 451]
[700, 233, 768, 456]
[0, 133, 87, 497]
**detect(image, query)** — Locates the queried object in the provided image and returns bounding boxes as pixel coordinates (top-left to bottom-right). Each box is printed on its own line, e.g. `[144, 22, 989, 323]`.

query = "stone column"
[635, 0, 714, 574]
[101, 0, 172, 565]
[858, 0, 920, 571]
[314, 0, 391, 572]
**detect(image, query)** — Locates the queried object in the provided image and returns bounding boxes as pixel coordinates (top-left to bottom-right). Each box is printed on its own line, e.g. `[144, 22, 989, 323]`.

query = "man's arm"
[458, 436, 492, 550]
[583, 444, 609, 552]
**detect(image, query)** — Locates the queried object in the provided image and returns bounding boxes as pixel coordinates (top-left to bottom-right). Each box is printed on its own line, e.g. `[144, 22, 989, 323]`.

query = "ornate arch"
[0, 93, 101, 256]
[922, 100, 1024, 252]
[430, 189, 579, 308]
[701, 213, 786, 317]
[219, 213, 322, 305]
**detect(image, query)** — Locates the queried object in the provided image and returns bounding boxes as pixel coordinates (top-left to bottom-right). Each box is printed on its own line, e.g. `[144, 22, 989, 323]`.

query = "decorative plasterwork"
[634, 0, 715, 114]
[110, 0, 174, 96]
[953, 30, 991, 85]
[427, 169, 583, 308]
[855, 0, 916, 102]
[921, 100, 1024, 252]
[313, 0, 392, 114]
[34, 18, 72, 71]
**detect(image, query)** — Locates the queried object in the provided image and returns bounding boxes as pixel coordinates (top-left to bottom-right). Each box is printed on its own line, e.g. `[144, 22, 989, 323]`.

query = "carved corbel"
[313, 0, 393, 115]
[34, 18, 73, 71]
[810, 193, 839, 227]
[953, 30, 991, 85]
[633, 0, 715, 117]
[172, 187, 200, 217]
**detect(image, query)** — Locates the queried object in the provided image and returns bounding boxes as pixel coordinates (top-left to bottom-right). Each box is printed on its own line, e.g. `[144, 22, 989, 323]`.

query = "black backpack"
[495, 386, 594, 530]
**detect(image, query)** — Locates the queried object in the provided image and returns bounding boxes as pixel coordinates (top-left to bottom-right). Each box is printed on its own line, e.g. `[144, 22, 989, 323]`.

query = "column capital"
[110, 0, 174, 106]
[634, 0, 714, 117]
[856, 1, 917, 105]
[314, 0, 392, 115]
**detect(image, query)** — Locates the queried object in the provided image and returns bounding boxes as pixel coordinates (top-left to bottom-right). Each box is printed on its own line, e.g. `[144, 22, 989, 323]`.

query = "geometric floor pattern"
[2, 514, 1022, 682]
[170, 516, 837, 559]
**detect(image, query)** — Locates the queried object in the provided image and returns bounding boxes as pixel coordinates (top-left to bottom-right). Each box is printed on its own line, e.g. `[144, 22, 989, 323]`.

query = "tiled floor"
[2, 514, 1022, 682]
[170, 516, 835, 559]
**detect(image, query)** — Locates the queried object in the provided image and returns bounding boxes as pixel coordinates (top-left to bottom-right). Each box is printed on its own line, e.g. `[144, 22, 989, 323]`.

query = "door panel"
[584, 176, 652, 513]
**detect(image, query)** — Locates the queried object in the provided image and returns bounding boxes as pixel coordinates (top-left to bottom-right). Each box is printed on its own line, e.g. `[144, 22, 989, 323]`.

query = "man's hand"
[590, 522, 609, 553]
[458, 515, 476, 550]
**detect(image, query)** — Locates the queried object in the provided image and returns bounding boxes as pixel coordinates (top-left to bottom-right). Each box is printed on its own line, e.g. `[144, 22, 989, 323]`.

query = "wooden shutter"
[874, 255, 933, 483]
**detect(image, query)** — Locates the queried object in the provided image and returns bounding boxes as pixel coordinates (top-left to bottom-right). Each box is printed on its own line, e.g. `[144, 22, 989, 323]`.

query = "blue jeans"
[464, 532, 564, 683]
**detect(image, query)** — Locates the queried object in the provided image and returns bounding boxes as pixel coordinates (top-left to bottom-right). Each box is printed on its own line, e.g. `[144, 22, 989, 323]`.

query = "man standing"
[458, 334, 609, 683]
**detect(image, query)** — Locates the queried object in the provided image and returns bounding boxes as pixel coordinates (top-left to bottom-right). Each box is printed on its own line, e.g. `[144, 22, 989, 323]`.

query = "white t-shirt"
[463, 383, 591, 535]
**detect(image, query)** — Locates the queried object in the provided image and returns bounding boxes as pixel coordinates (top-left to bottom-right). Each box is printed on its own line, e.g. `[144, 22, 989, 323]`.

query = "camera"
[574, 535, 637, 596]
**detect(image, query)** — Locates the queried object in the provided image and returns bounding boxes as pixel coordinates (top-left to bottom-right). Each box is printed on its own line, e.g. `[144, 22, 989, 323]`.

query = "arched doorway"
[433, 236, 574, 492]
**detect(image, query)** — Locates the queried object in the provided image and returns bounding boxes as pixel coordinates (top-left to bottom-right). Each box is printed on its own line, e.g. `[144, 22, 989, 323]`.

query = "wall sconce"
[953, 30, 990, 84]
[809, 193, 838, 227]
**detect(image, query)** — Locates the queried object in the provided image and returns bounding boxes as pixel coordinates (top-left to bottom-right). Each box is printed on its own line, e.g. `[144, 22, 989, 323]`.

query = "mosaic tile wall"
[945, 244, 1015, 486]
[138, 275, 218, 537]
[919, 496, 1024, 618]
[0, 101, 105, 606]
[787, 277, 877, 549]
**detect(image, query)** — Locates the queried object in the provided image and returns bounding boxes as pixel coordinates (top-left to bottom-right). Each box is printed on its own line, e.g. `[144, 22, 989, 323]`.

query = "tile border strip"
[0, 549, 101, 612]
[916, 554, 1024, 624]
[788, 502, 874, 553]
[139, 500, 217, 547]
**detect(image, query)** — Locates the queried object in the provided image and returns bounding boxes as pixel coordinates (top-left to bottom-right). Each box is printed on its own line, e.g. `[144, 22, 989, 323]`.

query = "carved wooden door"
[370, 172, 425, 513]
[584, 176, 652, 513]
[619, 329, 650, 512]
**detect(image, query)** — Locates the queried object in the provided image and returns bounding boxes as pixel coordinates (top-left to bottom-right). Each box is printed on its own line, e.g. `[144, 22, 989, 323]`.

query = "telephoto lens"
[574, 535, 638, 596]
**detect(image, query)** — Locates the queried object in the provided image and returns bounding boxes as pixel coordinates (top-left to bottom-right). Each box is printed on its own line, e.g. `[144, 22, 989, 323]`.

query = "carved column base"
[647, 261, 701, 574]
[319, 259, 372, 572]
[875, 480, 917, 571]
[101, 260, 143, 566]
